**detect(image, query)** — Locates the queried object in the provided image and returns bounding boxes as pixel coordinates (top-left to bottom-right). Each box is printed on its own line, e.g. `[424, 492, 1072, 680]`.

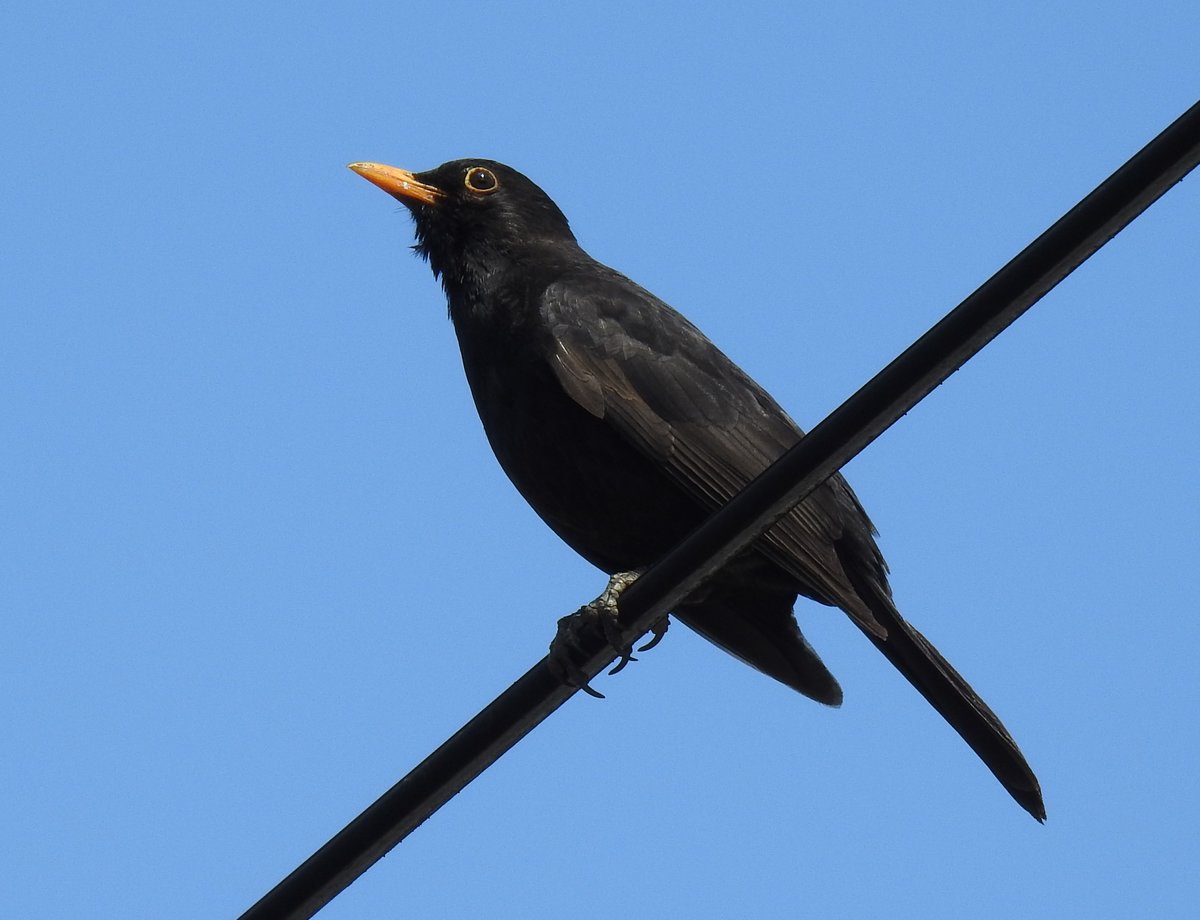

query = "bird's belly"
[467, 358, 708, 573]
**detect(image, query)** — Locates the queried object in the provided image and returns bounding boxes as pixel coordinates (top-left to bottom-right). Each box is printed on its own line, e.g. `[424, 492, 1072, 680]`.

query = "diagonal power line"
[240, 98, 1200, 920]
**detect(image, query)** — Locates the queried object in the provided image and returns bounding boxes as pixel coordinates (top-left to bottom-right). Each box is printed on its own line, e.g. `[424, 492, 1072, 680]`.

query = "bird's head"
[349, 159, 577, 297]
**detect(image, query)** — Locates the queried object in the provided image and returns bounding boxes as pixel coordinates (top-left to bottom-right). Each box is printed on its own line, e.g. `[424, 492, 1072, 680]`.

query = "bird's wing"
[542, 276, 887, 638]
[543, 275, 1046, 819]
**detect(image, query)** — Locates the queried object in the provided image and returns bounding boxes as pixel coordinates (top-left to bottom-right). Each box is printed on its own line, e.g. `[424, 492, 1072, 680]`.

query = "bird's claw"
[548, 606, 617, 698]
[607, 645, 637, 675]
[637, 616, 670, 652]
[548, 570, 658, 694]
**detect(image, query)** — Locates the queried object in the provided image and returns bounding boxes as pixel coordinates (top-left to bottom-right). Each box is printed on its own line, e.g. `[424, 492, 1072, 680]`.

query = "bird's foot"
[549, 605, 621, 698]
[548, 570, 659, 697]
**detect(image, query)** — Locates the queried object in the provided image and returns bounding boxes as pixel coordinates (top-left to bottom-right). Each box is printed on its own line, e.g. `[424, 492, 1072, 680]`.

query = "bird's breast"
[455, 338, 708, 573]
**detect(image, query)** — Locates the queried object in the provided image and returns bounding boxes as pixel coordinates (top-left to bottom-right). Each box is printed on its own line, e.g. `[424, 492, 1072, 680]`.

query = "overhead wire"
[240, 98, 1200, 920]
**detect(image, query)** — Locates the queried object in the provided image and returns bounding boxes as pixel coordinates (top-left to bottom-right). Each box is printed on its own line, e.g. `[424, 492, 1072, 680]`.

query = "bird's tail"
[676, 582, 844, 707]
[837, 548, 1046, 821]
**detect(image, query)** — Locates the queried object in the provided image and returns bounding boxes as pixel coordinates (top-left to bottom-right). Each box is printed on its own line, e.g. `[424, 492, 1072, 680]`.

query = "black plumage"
[350, 158, 1044, 820]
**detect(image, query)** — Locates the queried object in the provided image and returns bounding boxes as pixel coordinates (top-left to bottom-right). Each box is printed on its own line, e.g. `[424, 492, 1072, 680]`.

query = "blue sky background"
[3, 3, 1198, 918]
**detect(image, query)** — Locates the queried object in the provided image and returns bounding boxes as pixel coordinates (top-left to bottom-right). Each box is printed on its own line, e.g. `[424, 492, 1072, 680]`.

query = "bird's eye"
[464, 167, 499, 194]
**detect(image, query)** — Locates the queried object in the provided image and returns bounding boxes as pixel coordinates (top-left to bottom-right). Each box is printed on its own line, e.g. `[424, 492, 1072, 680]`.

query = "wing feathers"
[544, 279, 886, 637]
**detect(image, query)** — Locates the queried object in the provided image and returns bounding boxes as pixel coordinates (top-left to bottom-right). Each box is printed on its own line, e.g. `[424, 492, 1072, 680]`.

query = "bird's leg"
[549, 570, 663, 697]
[595, 570, 642, 674]
[598, 569, 669, 653]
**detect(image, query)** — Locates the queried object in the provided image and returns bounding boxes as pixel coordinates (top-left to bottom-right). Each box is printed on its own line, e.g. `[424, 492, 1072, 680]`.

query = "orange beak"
[348, 162, 445, 206]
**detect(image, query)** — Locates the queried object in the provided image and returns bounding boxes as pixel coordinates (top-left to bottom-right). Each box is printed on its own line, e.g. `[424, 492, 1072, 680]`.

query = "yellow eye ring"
[464, 167, 499, 194]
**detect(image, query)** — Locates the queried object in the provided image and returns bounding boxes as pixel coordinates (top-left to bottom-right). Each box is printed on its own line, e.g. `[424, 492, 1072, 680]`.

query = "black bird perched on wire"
[349, 158, 1044, 821]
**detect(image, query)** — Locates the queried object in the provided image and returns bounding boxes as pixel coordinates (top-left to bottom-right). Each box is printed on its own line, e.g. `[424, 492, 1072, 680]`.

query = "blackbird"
[349, 158, 1044, 820]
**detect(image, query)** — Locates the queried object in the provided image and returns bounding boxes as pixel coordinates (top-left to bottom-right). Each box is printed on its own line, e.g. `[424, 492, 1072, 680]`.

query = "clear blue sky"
[3, 3, 1198, 918]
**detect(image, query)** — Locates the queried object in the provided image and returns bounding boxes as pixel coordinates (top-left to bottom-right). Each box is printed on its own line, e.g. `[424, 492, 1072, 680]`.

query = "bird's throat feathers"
[410, 213, 580, 331]
[410, 209, 515, 306]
